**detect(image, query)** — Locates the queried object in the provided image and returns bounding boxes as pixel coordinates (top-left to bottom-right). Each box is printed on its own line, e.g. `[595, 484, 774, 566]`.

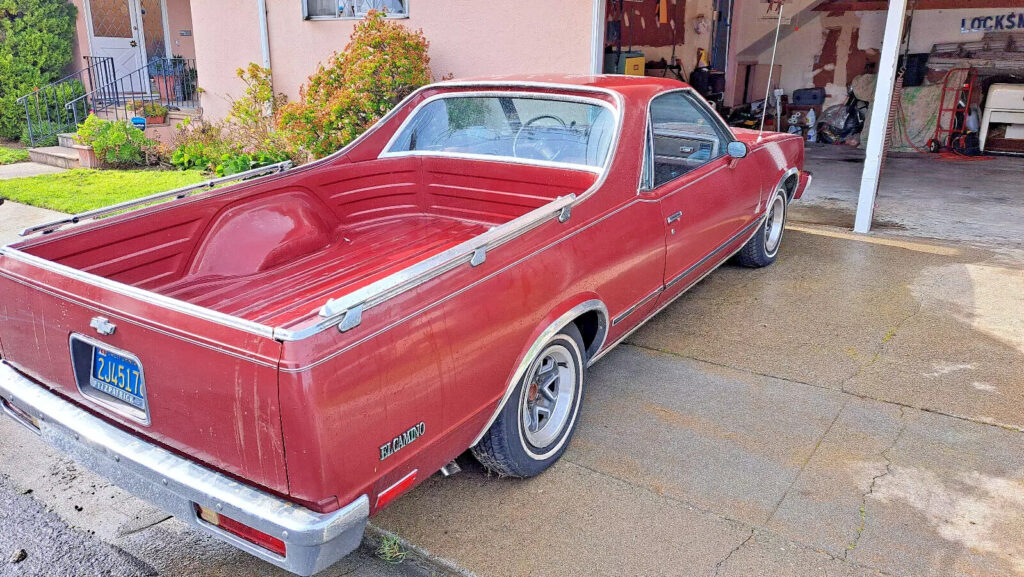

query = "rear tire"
[471, 324, 586, 477]
[735, 187, 787, 268]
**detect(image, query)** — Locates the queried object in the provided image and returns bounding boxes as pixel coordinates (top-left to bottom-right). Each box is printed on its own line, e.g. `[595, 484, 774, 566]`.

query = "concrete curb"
[363, 522, 480, 577]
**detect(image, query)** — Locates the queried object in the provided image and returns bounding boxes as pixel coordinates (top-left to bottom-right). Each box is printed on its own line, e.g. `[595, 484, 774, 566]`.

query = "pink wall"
[190, 0, 597, 121]
[70, 0, 89, 79]
[165, 0, 196, 59]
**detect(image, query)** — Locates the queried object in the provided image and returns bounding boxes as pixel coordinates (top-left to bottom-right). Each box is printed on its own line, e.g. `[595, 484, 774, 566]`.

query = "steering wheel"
[512, 115, 568, 161]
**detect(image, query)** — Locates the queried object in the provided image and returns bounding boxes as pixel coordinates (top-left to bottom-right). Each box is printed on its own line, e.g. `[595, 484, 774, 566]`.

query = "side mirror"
[727, 141, 748, 159]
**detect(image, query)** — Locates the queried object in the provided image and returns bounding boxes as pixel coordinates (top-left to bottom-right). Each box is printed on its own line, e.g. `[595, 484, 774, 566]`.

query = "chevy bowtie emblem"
[90, 317, 117, 336]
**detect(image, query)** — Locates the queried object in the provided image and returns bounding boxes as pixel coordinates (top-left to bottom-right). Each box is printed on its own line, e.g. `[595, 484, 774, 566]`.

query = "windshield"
[385, 95, 616, 171]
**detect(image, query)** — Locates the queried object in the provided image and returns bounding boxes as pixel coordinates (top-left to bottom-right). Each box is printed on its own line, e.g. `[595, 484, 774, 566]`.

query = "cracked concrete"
[844, 408, 906, 559]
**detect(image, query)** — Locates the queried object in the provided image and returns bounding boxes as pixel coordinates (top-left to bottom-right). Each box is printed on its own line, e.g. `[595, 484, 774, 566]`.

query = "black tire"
[471, 323, 586, 478]
[735, 187, 788, 268]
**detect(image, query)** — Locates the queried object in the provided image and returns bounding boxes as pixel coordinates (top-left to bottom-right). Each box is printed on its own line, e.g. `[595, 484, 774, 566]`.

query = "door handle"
[667, 211, 683, 224]
[679, 146, 695, 154]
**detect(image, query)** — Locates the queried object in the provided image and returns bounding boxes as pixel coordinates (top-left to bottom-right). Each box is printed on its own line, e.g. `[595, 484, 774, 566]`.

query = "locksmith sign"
[961, 12, 1024, 33]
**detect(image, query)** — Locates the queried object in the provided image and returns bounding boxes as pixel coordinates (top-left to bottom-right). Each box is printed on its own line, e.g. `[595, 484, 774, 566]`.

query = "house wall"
[190, 0, 597, 122]
[165, 0, 196, 59]
[70, 0, 89, 81]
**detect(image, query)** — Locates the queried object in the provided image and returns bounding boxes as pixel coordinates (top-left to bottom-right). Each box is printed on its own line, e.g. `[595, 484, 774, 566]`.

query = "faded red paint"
[0, 75, 807, 516]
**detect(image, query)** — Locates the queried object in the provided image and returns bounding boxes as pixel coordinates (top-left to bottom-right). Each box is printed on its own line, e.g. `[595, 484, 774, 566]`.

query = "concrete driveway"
[2, 173, 1023, 575]
[371, 227, 1024, 576]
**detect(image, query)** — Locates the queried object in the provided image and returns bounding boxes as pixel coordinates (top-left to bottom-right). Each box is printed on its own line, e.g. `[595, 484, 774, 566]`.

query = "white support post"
[853, 0, 908, 234]
[591, 0, 607, 75]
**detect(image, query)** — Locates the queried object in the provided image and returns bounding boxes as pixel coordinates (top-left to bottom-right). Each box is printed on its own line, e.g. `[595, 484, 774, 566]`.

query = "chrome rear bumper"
[0, 361, 367, 576]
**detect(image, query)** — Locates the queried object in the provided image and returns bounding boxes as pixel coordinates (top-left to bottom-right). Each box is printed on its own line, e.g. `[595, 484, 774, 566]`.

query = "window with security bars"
[303, 0, 408, 19]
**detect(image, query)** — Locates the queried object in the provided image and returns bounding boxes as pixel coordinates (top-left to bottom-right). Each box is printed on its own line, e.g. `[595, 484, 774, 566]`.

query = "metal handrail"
[16, 56, 115, 146]
[20, 161, 292, 237]
[65, 57, 199, 125]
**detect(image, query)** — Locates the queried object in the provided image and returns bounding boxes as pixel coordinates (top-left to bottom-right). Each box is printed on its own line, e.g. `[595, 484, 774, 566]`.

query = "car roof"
[434, 74, 690, 102]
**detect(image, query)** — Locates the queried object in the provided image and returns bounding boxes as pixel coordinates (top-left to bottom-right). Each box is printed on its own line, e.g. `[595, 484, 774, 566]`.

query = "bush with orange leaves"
[277, 11, 434, 160]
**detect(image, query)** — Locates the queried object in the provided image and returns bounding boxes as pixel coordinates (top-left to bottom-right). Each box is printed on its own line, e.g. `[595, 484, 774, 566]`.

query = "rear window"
[384, 95, 617, 171]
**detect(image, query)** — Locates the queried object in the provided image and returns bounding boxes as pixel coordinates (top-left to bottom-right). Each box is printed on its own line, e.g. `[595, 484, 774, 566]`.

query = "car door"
[640, 90, 759, 295]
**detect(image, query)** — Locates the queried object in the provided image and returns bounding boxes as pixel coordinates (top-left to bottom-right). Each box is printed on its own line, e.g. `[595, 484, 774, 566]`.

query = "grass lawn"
[0, 169, 208, 213]
[0, 147, 30, 165]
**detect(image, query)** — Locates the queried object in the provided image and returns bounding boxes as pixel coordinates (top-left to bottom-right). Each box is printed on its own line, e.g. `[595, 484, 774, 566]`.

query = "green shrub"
[169, 65, 293, 173]
[169, 117, 230, 171]
[0, 0, 78, 141]
[214, 150, 290, 177]
[277, 10, 433, 159]
[74, 114, 154, 167]
[131, 101, 169, 118]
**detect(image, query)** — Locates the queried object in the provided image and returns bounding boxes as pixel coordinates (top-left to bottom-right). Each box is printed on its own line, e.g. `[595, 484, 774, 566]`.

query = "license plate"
[70, 335, 149, 424]
[90, 348, 145, 410]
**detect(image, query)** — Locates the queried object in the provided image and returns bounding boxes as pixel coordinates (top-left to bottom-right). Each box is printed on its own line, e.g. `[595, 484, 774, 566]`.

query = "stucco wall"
[70, 0, 89, 80]
[191, 0, 597, 121]
[166, 0, 196, 59]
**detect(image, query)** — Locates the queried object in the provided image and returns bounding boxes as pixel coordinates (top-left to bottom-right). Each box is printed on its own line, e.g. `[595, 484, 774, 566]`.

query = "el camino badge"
[380, 422, 425, 461]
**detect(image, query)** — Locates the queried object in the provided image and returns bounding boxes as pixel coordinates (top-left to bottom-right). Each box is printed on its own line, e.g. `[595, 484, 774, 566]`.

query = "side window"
[649, 92, 728, 187]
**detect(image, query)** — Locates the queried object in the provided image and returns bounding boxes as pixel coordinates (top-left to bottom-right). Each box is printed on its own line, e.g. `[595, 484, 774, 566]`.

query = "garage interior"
[599, 0, 1024, 242]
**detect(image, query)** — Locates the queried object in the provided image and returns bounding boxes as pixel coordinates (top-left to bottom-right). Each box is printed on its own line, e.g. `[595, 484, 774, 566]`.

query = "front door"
[642, 90, 759, 295]
[86, 0, 145, 82]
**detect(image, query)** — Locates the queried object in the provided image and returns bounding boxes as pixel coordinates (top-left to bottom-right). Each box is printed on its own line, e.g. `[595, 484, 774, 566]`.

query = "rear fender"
[469, 296, 608, 447]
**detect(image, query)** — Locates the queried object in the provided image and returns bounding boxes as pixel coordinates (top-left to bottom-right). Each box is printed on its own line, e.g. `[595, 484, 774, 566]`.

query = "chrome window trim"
[647, 88, 737, 189]
[378, 90, 619, 174]
[640, 87, 737, 193]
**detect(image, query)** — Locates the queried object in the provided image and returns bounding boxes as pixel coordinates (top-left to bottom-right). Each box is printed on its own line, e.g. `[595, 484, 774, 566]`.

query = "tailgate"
[0, 251, 288, 494]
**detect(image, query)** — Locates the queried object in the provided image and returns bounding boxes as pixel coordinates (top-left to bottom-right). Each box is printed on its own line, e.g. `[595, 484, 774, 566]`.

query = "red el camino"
[0, 75, 810, 575]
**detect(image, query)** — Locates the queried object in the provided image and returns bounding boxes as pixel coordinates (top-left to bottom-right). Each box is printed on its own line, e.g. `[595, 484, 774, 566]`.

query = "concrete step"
[57, 133, 76, 148]
[28, 146, 80, 170]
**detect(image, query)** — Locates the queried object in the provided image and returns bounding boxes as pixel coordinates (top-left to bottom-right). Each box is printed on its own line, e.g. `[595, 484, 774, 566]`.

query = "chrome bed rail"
[272, 194, 576, 341]
[19, 161, 293, 237]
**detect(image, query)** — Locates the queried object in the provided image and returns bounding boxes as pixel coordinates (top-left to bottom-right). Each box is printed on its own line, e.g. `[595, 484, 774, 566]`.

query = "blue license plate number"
[90, 348, 145, 410]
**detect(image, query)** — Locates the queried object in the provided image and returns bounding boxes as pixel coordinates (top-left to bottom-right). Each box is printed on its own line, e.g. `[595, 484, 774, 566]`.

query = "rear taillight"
[194, 504, 286, 557]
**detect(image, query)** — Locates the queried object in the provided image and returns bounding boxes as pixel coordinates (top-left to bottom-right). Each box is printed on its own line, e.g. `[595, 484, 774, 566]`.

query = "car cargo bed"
[153, 214, 490, 326]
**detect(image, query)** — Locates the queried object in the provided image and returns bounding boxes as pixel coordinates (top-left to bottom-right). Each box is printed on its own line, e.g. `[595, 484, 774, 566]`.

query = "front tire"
[735, 187, 788, 268]
[471, 324, 586, 477]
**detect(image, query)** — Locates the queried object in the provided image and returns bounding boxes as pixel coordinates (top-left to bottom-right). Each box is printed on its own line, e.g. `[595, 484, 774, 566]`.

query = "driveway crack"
[843, 407, 907, 559]
[840, 303, 924, 393]
[711, 529, 755, 576]
[765, 399, 849, 524]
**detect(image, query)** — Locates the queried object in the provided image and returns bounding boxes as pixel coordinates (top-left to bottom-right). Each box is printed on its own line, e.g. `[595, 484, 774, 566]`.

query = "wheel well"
[572, 310, 604, 359]
[784, 173, 799, 202]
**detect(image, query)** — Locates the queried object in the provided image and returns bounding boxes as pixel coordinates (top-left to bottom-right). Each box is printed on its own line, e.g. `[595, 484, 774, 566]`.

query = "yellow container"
[623, 55, 645, 76]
